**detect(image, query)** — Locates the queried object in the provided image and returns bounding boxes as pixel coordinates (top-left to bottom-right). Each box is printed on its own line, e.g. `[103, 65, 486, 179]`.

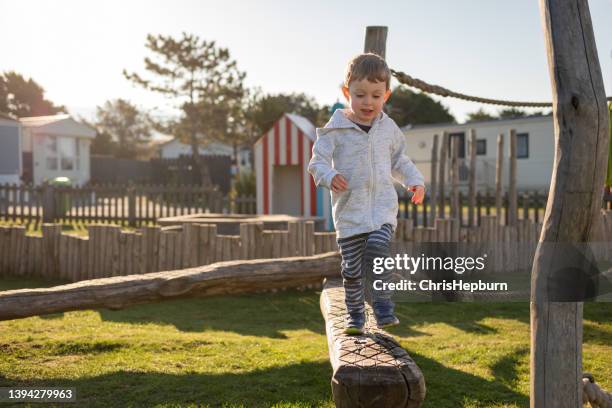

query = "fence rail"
[0, 183, 256, 227]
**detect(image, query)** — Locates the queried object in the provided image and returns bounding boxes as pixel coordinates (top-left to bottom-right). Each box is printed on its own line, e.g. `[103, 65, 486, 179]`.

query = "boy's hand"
[331, 174, 348, 193]
[408, 185, 425, 205]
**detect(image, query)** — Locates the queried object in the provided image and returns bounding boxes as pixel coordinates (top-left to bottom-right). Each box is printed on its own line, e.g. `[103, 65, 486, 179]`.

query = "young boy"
[308, 53, 425, 335]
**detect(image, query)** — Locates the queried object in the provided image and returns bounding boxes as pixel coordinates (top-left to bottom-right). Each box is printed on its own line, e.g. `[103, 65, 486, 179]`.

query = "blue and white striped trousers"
[336, 223, 394, 314]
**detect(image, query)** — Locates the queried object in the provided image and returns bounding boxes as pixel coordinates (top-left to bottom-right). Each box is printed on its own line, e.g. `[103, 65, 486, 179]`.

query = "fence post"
[127, 185, 136, 227]
[42, 184, 56, 223]
[429, 134, 439, 226]
[508, 129, 518, 226]
[495, 133, 504, 224]
[468, 129, 477, 227]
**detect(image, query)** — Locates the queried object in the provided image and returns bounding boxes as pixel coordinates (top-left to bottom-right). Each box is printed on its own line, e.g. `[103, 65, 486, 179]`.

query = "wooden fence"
[0, 221, 336, 282]
[2, 210, 611, 283]
[0, 183, 257, 227]
[399, 186, 612, 227]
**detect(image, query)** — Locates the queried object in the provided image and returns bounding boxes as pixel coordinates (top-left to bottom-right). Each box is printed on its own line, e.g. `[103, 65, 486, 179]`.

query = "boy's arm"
[391, 127, 425, 188]
[308, 132, 338, 189]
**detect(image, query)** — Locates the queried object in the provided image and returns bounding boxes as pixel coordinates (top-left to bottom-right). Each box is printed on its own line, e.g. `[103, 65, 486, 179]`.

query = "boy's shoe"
[373, 301, 400, 328]
[344, 311, 365, 335]
[376, 314, 400, 329]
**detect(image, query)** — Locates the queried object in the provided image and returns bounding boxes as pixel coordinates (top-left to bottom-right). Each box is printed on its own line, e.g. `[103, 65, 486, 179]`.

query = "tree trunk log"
[532, 1, 610, 407]
[0, 252, 341, 321]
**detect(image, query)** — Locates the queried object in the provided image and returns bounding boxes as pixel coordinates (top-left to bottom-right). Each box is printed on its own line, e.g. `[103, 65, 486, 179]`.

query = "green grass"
[0, 277, 610, 407]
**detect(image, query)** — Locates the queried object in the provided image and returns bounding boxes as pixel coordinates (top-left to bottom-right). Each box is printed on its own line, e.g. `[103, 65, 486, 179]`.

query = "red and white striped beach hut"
[254, 113, 332, 229]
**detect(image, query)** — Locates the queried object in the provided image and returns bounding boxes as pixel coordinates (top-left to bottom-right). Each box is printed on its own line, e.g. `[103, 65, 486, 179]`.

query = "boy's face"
[342, 78, 391, 125]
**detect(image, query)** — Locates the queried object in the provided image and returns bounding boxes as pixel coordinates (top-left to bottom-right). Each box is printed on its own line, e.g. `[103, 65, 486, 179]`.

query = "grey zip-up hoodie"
[308, 108, 424, 239]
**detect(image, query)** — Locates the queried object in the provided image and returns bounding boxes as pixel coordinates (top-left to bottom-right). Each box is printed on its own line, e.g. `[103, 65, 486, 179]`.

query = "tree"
[386, 86, 455, 127]
[465, 108, 496, 123]
[497, 107, 528, 119]
[90, 129, 118, 157]
[245, 90, 329, 138]
[124, 33, 246, 187]
[0, 71, 65, 118]
[93, 99, 152, 159]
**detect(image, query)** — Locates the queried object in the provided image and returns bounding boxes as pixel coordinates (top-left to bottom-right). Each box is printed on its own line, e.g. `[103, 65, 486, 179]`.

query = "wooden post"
[429, 134, 439, 227]
[42, 184, 56, 224]
[532, 1, 610, 407]
[495, 133, 504, 223]
[508, 129, 518, 226]
[438, 131, 449, 218]
[468, 129, 477, 227]
[451, 137, 459, 221]
[127, 185, 136, 227]
[364, 26, 388, 58]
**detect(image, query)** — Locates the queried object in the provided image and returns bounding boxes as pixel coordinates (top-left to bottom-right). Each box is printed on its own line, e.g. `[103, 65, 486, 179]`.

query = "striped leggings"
[336, 223, 394, 314]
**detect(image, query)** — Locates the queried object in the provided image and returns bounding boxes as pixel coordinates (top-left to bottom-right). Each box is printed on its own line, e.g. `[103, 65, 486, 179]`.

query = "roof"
[255, 113, 316, 146]
[285, 113, 316, 141]
[401, 113, 553, 132]
[19, 114, 72, 127]
[19, 114, 96, 138]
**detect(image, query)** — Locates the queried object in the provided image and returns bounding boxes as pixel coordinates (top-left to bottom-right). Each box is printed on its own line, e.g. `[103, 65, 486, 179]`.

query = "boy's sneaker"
[373, 301, 400, 329]
[376, 314, 400, 328]
[344, 311, 365, 335]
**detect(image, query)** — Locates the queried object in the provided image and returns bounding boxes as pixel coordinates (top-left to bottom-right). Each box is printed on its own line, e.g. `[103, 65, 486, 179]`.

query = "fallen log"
[0, 252, 341, 321]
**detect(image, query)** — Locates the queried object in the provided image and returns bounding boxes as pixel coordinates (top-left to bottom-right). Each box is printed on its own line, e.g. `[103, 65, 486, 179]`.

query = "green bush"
[231, 170, 255, 198]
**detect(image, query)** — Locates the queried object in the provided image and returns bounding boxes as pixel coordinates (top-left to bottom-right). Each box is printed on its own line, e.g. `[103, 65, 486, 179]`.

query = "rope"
[391, 69, 612, 108]
[583, 373, 612, 408]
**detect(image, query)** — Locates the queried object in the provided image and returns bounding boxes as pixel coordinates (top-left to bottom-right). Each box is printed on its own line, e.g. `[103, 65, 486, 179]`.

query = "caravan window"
[517, 133, 529, 159]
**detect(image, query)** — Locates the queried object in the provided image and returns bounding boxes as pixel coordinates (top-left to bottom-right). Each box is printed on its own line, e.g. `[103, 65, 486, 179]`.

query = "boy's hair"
[344, 53, 391, 90]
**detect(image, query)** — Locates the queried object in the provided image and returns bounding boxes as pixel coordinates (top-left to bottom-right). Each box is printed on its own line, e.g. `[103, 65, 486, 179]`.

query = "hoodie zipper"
[369, 132, 375, 230]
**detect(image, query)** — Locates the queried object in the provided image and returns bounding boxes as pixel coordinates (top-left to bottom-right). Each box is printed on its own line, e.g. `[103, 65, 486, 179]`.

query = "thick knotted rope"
[391, 69, 612, 108]
[583, 373, 612, 408]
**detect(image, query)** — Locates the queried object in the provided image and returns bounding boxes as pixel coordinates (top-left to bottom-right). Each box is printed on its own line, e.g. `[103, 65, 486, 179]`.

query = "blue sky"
[2, 0, 611, 126]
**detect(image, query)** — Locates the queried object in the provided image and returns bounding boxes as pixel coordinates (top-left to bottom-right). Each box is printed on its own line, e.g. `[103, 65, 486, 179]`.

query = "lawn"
[0, 277, 610, 408]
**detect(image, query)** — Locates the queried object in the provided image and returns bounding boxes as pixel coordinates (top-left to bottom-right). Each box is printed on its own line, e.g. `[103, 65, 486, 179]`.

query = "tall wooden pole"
[451, 137, 460, 221]
[532, 1, 610, 407]
[468, 129, 477, 227]
[508, 129, 518, 226]
[364, 26, 388, 58]
[495, 133, 504, 222]
[438, 131, 449, 218]
[430, 134, 439, 226]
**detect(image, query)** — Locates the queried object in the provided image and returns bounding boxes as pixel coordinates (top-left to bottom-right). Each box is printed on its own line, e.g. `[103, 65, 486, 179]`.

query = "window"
[517, 133, 529, 158]
[59, 137, 77, 170]
[447, 132, 466, 158]
[476, 139, 486, 155]
[46, 136, 58, 170]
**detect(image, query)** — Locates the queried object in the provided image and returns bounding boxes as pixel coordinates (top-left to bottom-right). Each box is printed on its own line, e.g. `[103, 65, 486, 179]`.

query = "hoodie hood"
[317, 108, 390, 135]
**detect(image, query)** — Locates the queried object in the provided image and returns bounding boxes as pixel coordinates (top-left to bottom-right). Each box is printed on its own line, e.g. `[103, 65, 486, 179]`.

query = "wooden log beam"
[320, 278, 426, 408]
[532, 1, 610, 407]
[0, 252, 341, 321]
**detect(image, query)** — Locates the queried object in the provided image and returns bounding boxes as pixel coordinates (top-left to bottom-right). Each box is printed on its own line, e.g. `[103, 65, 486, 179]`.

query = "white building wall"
[32, 133, 90, 186]
[402, 116, 554, 192]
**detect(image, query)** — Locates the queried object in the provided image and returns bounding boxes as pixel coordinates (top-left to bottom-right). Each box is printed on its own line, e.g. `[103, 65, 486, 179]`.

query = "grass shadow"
[0, 361, 334, 408]
[408, 350, 529, 407]
[95, 289, 327, 338]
